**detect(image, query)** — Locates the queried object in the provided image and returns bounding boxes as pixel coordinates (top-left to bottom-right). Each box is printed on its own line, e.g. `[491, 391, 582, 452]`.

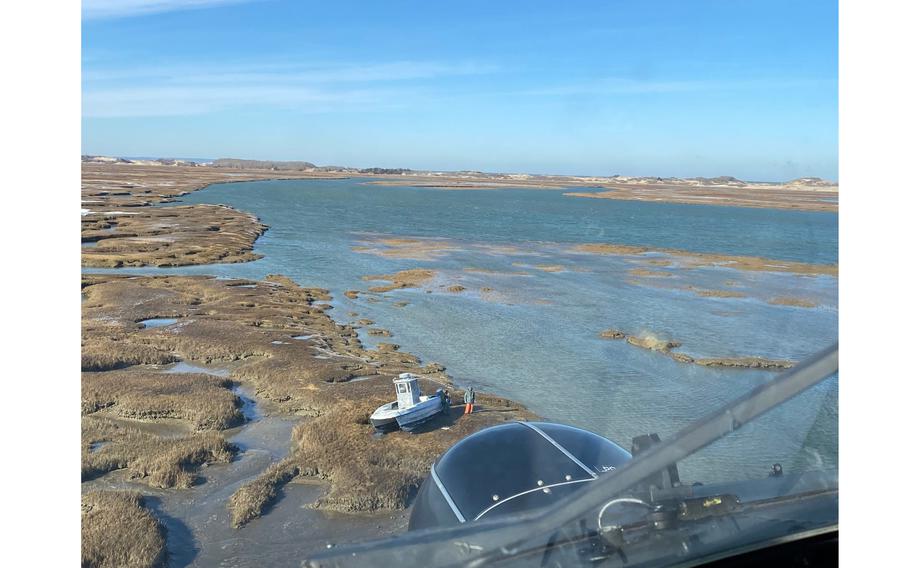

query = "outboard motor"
[409, 421, 631, 530]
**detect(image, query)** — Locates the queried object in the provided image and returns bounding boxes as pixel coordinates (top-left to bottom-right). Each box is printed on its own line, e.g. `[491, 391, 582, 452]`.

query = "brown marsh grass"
[82, 491, 167, 568]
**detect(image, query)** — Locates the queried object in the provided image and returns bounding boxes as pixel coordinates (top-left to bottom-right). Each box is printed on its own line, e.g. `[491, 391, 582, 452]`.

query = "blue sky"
[82, 0, 838, 181]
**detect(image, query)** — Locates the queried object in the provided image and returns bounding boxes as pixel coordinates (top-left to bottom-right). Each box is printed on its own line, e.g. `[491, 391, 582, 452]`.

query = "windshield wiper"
[306, 343, 838, 567]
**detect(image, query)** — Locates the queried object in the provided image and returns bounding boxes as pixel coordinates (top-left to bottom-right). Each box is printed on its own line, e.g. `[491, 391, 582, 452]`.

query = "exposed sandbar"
[361, 269, 437, 292]
[533, 264, 566, 273]
[628, 268, 674, 278]
[564, 178, 838, 212]
[688, 287, 748, 298]
[361, 171, 837, 211]
[599, 329, 794, 370]
[351, 236, 458, 260]
[769, 296, 819, 308]
[574, 243, 837, 277]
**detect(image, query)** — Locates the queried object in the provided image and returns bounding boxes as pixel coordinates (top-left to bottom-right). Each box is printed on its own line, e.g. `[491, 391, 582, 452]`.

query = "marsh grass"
[279, 392, 532, 514]
[82, 371, 244, 430]
[229, 461, 300, 528]
[81, 338, 178, 371]
[81, 274, 525, 533]
[82, 491, 167, 568]
[82, 416, 236, 488]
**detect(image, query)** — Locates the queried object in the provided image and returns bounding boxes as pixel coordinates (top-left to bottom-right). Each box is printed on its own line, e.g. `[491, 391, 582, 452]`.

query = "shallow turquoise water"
[89, 178, 838, 483]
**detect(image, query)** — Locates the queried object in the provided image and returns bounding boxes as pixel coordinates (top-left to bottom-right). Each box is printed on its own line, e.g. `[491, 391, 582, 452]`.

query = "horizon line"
[81, 154, 838, 185]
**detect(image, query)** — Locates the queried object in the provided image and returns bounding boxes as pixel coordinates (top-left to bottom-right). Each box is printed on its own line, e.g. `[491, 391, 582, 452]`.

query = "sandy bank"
[361, 269, 437, 292]
[351, 236, 459, 260]
[564, 180, 838, 212]
[361, 172, 837, 212]
[769, 296, 819, 308]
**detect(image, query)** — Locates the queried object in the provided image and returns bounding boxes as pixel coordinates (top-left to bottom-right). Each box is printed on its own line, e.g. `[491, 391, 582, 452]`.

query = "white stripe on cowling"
[519, 421, 599, 479]
[474, 478, 595, 520]
[431, 462, 466, 523]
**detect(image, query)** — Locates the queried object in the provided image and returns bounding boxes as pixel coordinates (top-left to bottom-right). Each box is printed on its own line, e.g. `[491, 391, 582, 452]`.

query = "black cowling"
[409, 422, 631, 531]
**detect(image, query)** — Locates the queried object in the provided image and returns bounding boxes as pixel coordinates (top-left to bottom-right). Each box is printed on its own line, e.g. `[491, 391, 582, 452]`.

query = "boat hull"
[369, 396, 444, 433]
[396, 398, 444, 432]
[370, 416, 400, 432]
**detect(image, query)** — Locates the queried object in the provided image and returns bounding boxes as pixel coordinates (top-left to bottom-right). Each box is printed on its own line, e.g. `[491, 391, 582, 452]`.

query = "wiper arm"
[541, 343, 837, 528]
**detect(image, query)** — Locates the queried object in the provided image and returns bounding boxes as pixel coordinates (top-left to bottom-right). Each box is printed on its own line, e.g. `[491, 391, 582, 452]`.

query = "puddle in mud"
[139, 317, 179, 328]
[346, 375, 378, 383]
[293, 335, 314, 340]
[82, 241, 99, 248]
[164, 361, 230, 378]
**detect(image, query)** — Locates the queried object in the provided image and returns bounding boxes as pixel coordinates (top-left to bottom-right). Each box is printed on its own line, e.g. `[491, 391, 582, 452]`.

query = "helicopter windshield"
[77, 2, 838, 567]
[307, 346, 838, 566]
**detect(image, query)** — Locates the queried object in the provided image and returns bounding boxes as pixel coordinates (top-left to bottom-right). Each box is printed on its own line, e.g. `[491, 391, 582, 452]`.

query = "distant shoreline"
[82, 156, 838, 213]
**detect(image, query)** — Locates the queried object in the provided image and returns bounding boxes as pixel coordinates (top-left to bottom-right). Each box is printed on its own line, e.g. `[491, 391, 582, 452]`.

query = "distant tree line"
[358, 168, 413, 175]
[211, 159, 317, 170]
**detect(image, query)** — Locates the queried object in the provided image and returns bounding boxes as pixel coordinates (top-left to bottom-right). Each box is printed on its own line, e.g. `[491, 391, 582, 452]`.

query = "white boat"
[370, 373, 447, 432]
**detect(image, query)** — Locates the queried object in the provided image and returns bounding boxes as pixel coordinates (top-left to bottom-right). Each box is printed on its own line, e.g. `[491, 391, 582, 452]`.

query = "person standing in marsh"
[464, 386, 475, 414]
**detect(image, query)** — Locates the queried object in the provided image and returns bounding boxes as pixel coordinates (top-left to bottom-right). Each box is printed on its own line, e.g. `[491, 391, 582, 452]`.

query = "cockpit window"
[80, 1, 838, 567]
